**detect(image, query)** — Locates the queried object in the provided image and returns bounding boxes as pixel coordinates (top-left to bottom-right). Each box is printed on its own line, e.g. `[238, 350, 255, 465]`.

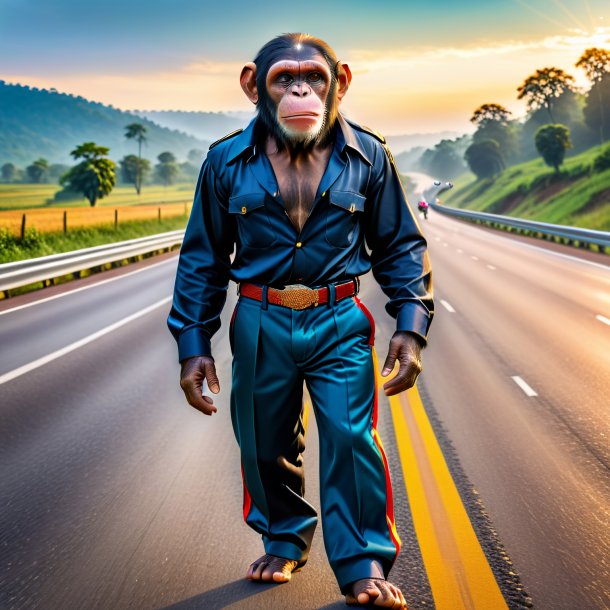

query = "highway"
[0, 185, 609, 609]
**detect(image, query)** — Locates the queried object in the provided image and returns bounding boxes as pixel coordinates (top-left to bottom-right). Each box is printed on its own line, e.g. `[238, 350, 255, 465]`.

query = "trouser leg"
[230, 296, 317, 562]
[301, 295, 401, 593]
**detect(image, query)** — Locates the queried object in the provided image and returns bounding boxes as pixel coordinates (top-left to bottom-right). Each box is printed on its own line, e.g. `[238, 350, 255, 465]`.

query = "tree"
[60, 142, 116, 207]
[25, 158, 49, 183]
[120, 154, 151, 191]
[470, 103, 518, 164]
[576, 48, 610, 143]
[155, 151, 179, 186]
[464, 139, 504, 179]
[124, 122, 147, 194]
[1, 162, 17, 182]
[48, 163, 70, 183]
[470, 103, 512, 127]
[534, 124, 572, 173]
[517, 67, 576, 123]
[187, 148, 205, 165]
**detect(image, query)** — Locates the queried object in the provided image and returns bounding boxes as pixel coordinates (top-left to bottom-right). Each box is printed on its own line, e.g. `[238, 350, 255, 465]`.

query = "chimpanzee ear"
[240, 62, 258, 104]
[336, 62, 352, 101]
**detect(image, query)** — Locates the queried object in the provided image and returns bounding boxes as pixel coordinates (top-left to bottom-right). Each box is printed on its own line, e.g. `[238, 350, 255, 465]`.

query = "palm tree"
[124, 123, 147, 194]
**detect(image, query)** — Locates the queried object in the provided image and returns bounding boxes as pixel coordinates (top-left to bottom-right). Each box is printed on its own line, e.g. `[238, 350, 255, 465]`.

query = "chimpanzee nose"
[291, 82, 310, 96]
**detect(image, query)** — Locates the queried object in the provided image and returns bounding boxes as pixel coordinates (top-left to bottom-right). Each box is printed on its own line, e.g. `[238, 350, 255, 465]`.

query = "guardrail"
[421, 180, 610, 251]
[0, 230, 185, 294]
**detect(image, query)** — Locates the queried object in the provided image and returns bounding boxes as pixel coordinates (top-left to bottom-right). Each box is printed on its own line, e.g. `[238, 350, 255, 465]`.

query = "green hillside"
[0, 81, 210, 166]
[442, 143, 610, 231]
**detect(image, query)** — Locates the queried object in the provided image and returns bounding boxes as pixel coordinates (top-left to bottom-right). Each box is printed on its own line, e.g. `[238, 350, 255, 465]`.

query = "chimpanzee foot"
[345, 578, 407, 608]
[246, 553, 303, 583]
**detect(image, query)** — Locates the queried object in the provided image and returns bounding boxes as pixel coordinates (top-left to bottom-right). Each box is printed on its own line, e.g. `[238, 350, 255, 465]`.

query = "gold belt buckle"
[279, 284, 319, 310]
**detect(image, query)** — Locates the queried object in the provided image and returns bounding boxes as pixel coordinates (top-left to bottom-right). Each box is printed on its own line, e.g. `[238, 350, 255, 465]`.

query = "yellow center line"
[376, 346, 508, 610]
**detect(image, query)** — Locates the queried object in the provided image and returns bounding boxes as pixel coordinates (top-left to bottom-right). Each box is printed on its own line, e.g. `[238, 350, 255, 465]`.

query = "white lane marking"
[440, 299, 456, 313]
[457, 249, 463, 254]
[511, 376, 538, 397]
[0, 296, 172, 385]
[471, 256, 479, 261]
[596, 314, 610, 326]
[487, 264, 496, 270]
[0, 257, 176, 317]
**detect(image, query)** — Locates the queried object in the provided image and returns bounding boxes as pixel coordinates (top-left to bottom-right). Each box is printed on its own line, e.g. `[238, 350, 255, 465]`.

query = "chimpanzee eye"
[276, 73, 293, 85]
[307, 72, 323, 84]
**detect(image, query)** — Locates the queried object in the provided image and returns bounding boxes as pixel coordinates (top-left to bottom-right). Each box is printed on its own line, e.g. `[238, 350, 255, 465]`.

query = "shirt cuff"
[396, 303, 433, 345]
[177, 327, 212, 362]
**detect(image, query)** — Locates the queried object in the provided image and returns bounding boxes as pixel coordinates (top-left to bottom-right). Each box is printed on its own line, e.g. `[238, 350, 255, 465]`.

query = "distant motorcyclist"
[417, 200, 429, 220]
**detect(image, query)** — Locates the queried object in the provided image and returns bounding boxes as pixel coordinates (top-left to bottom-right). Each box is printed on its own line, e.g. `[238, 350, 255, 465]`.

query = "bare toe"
[346, 578, 407, 609]
[247, 554, 300, 584]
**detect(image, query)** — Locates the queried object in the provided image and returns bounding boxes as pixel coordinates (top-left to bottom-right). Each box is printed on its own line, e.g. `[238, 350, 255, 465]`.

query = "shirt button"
[273, 191, 278, 197]
[241, 206, 247, 214]
[295, 242, 302, 248]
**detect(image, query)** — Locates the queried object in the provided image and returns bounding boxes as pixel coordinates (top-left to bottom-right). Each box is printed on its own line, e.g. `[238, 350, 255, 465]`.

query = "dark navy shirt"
[167, 114, 434, 361]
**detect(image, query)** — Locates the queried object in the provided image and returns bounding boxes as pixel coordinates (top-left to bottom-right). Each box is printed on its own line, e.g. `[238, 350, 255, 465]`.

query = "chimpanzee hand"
[179, 356, 220, 416]
[381, 331, 424, 396]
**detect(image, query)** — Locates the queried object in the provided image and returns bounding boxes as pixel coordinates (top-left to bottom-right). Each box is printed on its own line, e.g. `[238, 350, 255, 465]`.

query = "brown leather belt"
[239, 279, 358, 310]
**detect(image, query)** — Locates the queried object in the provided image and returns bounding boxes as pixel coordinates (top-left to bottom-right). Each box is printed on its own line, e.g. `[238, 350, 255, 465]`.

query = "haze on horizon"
[1, 0, 608, 135]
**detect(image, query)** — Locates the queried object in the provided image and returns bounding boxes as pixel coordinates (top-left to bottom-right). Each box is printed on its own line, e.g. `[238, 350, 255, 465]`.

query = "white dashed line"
[596, 314, 610, 326]
[471, 256, 479, 261]
[487, 264, 496, 270]
[511, 376, 538, 397]
[0, 296, 172, 385]
[440, 299, 456, 313]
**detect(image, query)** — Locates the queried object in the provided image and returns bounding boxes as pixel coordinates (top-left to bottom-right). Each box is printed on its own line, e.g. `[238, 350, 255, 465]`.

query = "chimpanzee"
[168, 32, 433, 609]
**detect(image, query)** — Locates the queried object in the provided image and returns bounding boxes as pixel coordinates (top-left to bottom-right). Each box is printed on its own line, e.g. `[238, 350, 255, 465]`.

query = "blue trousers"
[229, 284, 401, 592]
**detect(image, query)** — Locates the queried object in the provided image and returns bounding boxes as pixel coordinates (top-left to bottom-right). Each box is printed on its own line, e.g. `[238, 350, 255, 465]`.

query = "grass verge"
[0, 215, 187, 264]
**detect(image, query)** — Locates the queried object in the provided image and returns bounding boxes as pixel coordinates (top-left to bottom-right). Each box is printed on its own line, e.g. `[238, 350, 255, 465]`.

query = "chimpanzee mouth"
[282, 113, 321, 119]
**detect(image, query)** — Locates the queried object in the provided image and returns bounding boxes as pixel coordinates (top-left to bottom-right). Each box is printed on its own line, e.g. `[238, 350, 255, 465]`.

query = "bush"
[593, 145, 610, 172]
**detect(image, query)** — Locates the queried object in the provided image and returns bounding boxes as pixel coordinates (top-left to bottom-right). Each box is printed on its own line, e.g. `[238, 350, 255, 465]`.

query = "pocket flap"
[328, 190, 366, 213]
[228, 193, 266, 215]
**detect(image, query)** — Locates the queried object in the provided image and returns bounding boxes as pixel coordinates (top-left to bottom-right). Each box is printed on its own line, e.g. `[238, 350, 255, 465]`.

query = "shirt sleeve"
[167, 159, 235, 361]
[363, 144, 434, 345]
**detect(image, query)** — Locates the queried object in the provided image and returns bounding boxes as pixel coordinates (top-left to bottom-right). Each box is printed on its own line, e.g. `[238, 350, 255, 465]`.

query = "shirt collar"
[225, 113, 372, 166]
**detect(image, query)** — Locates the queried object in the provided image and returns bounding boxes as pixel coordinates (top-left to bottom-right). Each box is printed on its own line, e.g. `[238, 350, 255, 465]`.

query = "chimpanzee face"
[240, 36, 351, 149]
[265, 52, 332, 145]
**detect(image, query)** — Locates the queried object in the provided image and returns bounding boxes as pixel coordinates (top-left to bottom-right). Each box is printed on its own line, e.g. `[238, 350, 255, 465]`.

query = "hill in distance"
[0, 81, 212, 167]
[130, 110, 459, 154]
[0, 80, 461, 168]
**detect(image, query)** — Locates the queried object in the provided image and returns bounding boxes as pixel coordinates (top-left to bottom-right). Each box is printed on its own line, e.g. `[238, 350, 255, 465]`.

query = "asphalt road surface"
[0, 187, 608, 609]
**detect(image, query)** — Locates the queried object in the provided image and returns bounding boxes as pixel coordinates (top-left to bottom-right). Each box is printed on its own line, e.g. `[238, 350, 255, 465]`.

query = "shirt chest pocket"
[325, 190, 366, 248]
[228, 193, 278, 248]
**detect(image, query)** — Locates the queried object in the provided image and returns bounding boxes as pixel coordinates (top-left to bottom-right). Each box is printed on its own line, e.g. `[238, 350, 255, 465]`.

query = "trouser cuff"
[264, 540, 307, 563]
[335, 557, 387, 594]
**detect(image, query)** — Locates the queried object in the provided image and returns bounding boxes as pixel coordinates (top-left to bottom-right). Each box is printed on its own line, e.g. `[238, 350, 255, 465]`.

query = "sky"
[1, 0, 609, 135]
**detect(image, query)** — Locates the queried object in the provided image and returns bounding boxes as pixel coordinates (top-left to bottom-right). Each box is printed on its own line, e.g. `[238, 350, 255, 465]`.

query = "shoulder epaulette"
[209, 128, 243, 150]
[344, 118, 386, 144]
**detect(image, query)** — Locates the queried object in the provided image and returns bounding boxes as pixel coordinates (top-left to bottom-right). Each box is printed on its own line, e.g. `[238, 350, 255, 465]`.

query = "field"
[0, 202, 191, 236]
[0, 182, 196, 210]
[442, 144, 610, 231]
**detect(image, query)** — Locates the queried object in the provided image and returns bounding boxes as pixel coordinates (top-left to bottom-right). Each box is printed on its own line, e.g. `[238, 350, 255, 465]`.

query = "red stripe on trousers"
[354, 295, 401, 556]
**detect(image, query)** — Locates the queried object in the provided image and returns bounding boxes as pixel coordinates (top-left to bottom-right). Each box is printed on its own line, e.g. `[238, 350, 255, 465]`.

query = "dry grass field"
[0, 203, 190, 236]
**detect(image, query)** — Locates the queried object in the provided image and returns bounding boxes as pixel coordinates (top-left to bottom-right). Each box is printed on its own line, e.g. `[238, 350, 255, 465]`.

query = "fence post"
[63, 210, 67, 234]
[115, 209, 118, 229]
[21, 213, 26, 239]
[158, 207, 161, 223]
